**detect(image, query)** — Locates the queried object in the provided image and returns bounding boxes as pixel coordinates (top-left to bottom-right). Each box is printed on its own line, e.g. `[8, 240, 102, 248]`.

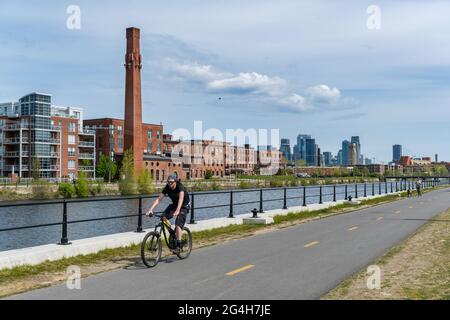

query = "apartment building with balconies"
[0, 93, 96, 180]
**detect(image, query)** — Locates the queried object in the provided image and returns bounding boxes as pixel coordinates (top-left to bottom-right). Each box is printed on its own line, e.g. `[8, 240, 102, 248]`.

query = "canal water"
[0, 182, 409, 252]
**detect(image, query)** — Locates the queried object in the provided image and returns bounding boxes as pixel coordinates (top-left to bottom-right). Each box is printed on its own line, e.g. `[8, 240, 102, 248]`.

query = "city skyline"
[1, 1, 449, 162]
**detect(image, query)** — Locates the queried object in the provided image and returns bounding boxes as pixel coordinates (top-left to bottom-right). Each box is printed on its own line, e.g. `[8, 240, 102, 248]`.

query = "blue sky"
[1, 0, 449, 162]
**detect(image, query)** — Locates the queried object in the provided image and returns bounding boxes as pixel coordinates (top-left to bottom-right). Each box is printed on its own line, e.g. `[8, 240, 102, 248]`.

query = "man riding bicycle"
[146, 175, 190, 253]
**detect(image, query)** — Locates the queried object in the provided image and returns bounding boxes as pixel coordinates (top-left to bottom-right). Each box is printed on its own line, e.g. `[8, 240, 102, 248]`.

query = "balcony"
[3, 165, 18, 172]
[79, 141, 95, 148]
[78, 153, 95, 160]
[3, 137, 29, 144]
[79, 166, 95, 172]
[33, 138, 60, 145]
[79, 130, 95, 136]
[1, 124, 61, 131]
[2, 124, 29, 131]
[3, 151, 26, 158]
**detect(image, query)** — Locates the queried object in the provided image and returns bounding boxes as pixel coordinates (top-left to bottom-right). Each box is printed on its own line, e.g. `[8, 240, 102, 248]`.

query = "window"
[148, 129, 153, 139]
[148, 140, 153, 153]
[156, 130, 161, 140]
[68, 160, 76, 169]
[117, 126, 123, 149]
[68, 135, 76, 145]
[68, 148, 76, 157]
[157, 142, 161, 154]
[68, 122, 76, 133]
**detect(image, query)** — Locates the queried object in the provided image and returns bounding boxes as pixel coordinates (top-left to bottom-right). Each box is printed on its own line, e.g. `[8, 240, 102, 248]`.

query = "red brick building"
[0, 94, 95, 180]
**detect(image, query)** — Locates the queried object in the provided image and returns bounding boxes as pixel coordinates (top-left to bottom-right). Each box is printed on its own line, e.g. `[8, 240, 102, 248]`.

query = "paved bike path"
[8, 188, 450, 300]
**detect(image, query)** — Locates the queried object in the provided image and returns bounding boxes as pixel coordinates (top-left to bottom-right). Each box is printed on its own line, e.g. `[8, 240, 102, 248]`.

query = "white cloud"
[305, 85, 341, 104]
[163, 60, 349, 113]
[167, 60, 231, 82]
[207, 72, 286, 95]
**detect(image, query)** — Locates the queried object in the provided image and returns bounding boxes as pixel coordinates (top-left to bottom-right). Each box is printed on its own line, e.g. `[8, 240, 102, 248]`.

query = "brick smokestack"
[124, 27, 144, 174]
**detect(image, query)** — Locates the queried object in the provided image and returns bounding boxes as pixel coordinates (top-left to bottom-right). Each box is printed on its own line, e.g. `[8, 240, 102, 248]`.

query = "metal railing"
[78, 141, 95, 147]
[78, 153, 95, 160]
[78, 166, 95, 171]
[0, 179, 448, 247]
[3, 137, 29, 144]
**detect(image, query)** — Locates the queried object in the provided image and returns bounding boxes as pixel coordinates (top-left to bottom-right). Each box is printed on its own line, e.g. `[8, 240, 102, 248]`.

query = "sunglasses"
[168, 181, 176, 185]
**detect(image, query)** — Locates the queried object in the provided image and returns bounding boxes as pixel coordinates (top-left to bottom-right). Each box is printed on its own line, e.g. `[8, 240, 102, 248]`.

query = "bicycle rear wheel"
[177, 227, 192, 260]
[141, 232, 162, 268]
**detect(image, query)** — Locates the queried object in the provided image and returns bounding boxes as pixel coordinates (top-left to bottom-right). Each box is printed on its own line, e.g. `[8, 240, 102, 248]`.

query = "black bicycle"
[141, 213, 192, 268]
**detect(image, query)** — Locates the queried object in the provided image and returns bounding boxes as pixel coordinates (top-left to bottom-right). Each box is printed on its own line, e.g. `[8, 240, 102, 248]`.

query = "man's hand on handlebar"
[146, 209, 154, 217]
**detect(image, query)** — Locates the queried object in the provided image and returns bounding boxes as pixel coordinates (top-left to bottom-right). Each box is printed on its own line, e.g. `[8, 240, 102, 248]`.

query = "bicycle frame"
[154, 216, 175, 249]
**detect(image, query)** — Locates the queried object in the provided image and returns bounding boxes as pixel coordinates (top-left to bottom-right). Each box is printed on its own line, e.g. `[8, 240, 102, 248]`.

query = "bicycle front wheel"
[177, 227, 193, 260]
[141, 232, 162, 268]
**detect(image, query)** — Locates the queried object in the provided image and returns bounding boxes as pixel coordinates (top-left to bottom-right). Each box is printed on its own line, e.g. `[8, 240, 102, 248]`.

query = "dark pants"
[164, 204, 188, 228]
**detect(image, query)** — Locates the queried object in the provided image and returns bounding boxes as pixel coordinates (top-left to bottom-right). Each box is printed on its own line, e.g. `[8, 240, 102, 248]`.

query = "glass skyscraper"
[342, 140, 350, 166]
[393, 145, 402, 163]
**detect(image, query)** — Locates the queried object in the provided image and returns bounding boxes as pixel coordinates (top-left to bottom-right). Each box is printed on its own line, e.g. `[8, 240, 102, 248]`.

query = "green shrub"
[58, 183, 75, 199]
[96, 181, 105, 194]
[75, 174, 90, 198]
[239, 181, 251, 189]
[205, 170, 213, 180]
[211, 182, 220, 191]
[119, 149, 138, 195]
[138, 170, 154, 195]
[32, 180, 54, 200]
[270, 180, 284, 188]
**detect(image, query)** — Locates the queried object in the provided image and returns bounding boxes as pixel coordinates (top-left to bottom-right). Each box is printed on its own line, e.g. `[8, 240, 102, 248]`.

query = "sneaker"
[172, 246, 180, 254]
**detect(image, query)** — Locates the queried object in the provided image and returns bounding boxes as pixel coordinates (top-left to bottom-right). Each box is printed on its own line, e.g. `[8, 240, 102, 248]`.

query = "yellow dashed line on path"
[226, 265, 255, 276]
[304, 241, 320, 248]
[348, 226, 359, 231]
[376, 217, 384, 221]
[408, 206, 414, 209]
[394, 210, 401, 214]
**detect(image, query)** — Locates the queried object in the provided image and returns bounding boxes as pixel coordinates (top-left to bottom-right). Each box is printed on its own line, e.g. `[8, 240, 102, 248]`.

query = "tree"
[362, 168, 370, 177]
[119, 148, 138, 195]
[74, 171, 90, 198]
[138, 170, 154, 194]
[31, 157, 53, 199]
[32, 157, 40, 181]
[353, 167, 361, 177]
[96, 155, 117, 182]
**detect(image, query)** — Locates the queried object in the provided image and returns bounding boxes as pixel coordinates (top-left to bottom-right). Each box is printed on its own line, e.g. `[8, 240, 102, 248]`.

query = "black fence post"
[372, 183, 375, 196]
[283, 188, 288, 210]
[229, 191, 234, 218]
[259, 189, 264, 213]
[189, 193, 196, 224]
[319, 186, 323, 204]
[379, 182, 382, 195]
[385, 182, 388, 194]
[58, 200, 71, 245]
[333, 185, 337, 202]
[396, 181, 398, 192]
[390, 182, 393, 193]
[303, 187, 307, 207]
[136, 196, 144, 233]
[345, 185, 348, 200]
[364, 183, 367, 198]
[355, 184, 358, 199]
